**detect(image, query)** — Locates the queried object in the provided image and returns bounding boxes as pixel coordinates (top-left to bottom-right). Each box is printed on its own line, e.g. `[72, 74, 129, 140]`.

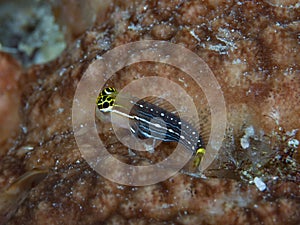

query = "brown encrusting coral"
[0, 0, 299, 224]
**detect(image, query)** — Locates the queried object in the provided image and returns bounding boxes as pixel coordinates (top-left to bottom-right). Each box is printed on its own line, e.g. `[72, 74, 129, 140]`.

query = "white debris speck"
[23, 145, 34, 151]
[128, 148, 136, 156]
[190, 29, 201, 42]
[57, 108, 64, 113]
[161, 203, 174, 209]
[240, 126, 255, 149]
[254, 177, 266, 192]
[128, 23, 143, 31]
[208, 44, 228, 54]
[178, 77, 188, 87]
[21, 125, 28, 134]
[117, 185, 125, 190]
[288, 139, 299, 148]
[245, 126, 255, 136]
[286, 129, 298, 136]
[232, 58, 242, 64]
[96, 55, 103, 60]
[59, 67, 67, 76]
[240, 137, 250, 149]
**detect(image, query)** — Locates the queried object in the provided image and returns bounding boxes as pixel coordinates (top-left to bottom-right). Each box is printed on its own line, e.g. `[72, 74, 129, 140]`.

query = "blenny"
[96, 87, 206, 165]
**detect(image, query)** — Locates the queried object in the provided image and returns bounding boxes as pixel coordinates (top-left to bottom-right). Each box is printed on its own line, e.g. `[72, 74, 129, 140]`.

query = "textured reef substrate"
[0, 0, 299, 224]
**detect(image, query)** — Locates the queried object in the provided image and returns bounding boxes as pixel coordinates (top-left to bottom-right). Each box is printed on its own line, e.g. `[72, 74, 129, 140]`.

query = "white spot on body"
[153, 123, 162, 128]
[130, 127, 136, 134]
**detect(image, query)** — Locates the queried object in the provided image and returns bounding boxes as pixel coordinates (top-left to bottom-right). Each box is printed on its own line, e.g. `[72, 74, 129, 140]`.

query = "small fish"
[96, 87, 206, 163]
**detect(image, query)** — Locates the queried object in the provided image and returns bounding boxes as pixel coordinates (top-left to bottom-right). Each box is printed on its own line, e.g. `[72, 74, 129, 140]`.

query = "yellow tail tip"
[196, 147, 206, 156]
[194, 148, 206, 167]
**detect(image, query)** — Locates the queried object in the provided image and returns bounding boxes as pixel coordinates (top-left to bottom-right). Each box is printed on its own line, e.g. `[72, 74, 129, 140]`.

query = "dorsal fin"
[141, 96, 177, 113]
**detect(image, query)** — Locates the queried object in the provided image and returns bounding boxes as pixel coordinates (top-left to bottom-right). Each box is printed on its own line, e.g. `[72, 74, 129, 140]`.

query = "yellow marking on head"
[193, 148, 206, 167]
[96, 87, 118, 112]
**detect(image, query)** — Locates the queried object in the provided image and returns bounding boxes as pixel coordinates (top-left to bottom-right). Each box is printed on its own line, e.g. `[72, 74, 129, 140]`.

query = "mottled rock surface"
[0, 0, 299, 224]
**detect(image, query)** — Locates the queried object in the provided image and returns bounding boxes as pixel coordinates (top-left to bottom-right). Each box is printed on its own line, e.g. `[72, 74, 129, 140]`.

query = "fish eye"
[103, 102, 109, 108]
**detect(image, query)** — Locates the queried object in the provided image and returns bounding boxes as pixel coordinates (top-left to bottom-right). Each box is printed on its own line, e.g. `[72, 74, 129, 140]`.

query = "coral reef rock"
[0, 0, 299, 224]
